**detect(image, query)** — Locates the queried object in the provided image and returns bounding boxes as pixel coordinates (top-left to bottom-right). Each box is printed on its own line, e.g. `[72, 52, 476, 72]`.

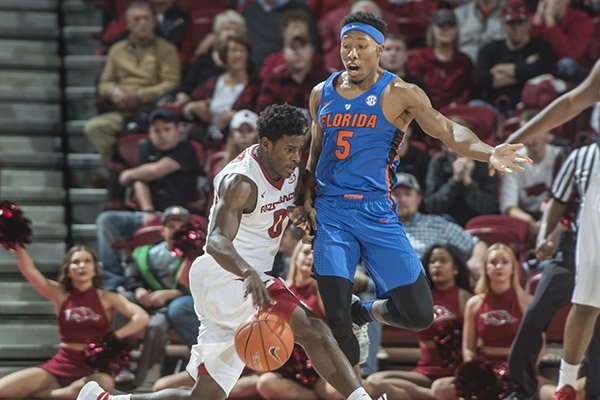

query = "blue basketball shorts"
[313, 193, 425, 298]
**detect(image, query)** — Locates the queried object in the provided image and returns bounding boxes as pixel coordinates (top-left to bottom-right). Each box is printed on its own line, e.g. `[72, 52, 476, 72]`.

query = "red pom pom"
[83, 332, 136, 377]
[433, 318, 463, 369]
[454, 357, 504, 399]
[0, 201, 32, 251]
[171, 222, 206, 260]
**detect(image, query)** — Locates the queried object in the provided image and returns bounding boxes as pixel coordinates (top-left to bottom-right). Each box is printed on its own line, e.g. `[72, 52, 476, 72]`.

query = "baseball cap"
[230, 109, 258, 130]
[503, 0, 529, 22]
[161, 206, 190, 225]
[394, 172, 421, 193]
[149, 108, 177, 124]
[431, 9, 457, 26]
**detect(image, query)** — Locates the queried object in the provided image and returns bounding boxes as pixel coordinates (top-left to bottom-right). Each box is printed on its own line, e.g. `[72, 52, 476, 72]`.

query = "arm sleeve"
[165, 142, 198, 173]
[98, 47, 119, 98]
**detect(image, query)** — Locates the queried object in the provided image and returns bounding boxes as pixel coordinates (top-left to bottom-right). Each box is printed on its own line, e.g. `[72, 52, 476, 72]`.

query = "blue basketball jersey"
[316, 70, 405, 197]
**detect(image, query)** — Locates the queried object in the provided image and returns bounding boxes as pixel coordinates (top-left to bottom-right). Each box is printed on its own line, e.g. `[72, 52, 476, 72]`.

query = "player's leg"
[556, 186, 600, 397]
[268, 280, 371, 399]
[35, 372, 114, 399]
[77, 372, 226, 400]
[256, 372, 318, 400]
[312, 201, 362, 367]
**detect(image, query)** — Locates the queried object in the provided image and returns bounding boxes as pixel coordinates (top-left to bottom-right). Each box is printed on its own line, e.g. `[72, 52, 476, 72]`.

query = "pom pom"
[0, 201, 32, 251]
[278, 344, 320, 389]
[454, 357, 503, 399]
[83, 332, 136, 377]
[171, 222, 206, 260]
[433, 318, 463, 369]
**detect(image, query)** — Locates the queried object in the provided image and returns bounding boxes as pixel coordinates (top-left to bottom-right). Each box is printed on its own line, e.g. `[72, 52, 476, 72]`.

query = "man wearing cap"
[85, 1, 181, 168]
[474, 0, 553, 111]
[393, 172, 488, 283]
[96, 109, 200, 291]
[302, 11, 530, 373]
[119, 205, 199, 388]
[256, 32, 328, 114]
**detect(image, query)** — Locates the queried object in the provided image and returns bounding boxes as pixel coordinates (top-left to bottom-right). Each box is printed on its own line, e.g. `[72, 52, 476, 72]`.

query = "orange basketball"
[234, 312, 294, 372]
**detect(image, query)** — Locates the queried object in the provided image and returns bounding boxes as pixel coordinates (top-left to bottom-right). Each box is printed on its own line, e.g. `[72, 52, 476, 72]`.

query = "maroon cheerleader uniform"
[414, 285, 463, 380]
[475, 287, 523, 365]
[37, 286, 112, 387]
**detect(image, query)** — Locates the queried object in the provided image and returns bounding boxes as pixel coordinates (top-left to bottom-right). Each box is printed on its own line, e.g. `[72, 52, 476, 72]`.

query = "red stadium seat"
[465, 215, 530, 244]
[441, 104, 497, 145]
[527, 272, 571, 343]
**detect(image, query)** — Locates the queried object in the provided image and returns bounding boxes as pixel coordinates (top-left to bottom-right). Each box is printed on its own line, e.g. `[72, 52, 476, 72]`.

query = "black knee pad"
[328, 319, 360, 366]
[382, 297, 433, 331]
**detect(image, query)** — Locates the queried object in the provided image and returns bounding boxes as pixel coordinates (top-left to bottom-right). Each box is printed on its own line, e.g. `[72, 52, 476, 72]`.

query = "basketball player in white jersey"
[76, 104, 379, 400]
[506, 60, 600, 400]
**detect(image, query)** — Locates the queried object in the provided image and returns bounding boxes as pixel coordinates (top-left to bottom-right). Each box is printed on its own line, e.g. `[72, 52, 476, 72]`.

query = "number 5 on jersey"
[335, 130, 354, 160]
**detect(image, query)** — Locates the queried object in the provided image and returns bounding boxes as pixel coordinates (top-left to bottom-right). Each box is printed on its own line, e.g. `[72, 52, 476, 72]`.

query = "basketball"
[234, 312, 294, 372]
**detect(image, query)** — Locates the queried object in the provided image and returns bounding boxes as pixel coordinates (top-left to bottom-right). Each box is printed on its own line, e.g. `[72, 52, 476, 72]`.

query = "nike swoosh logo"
[269, 346, 283, 363]
[379, 218, 390, 223]
[323, 100, 334, 106]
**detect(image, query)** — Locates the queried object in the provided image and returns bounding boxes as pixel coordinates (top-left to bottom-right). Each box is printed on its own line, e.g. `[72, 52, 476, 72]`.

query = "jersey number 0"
[268, 209, 287, 238]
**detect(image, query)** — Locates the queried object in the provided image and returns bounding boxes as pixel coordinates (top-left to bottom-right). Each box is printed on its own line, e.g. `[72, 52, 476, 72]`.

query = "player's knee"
[383, 299, 433, 331]
[327, 316, 353, 342]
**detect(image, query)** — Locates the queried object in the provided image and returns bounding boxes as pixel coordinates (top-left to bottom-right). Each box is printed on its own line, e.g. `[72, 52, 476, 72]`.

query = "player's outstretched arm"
[205, 174, 272, 308]
[400, 83, 531, 174]
[507, 59, 600, 144]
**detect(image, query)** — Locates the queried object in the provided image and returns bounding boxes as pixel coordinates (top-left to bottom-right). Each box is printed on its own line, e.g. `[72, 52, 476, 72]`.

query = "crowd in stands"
[3, 0, 600, 398]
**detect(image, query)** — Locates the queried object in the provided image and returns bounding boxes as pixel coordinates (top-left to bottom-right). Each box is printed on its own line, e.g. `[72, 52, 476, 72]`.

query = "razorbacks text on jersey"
[316, 70, 405, 197]
[205, 144, 298, 275]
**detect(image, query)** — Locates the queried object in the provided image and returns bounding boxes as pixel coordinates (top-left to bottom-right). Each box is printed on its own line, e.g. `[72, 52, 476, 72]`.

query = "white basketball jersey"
[206, 144, 298, 274]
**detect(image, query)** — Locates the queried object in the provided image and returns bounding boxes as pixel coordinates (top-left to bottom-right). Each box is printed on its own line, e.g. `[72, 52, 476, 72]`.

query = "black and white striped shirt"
[551, 143, 600, 224]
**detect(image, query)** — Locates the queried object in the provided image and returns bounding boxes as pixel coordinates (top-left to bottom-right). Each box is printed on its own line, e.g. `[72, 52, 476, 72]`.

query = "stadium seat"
[465, 215, 530, 244]
[528, 272, 571, 343]
[441, 104, 497, 145]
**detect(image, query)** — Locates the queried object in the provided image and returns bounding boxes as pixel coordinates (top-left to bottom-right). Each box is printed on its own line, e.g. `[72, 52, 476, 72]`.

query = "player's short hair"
[257, 104, 307, 143]
[340, 11, 387, 37]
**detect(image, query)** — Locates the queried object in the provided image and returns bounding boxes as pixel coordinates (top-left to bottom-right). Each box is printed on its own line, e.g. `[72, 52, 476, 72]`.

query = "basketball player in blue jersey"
[301, 11, 532, 371]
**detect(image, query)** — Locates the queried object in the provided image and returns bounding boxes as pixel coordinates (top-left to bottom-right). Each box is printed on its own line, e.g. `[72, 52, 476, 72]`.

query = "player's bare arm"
[383, 80, 531, 173]
[205, 173, 272, 308]
[507, 59, 600, 144]
[302, 83, 325, 235]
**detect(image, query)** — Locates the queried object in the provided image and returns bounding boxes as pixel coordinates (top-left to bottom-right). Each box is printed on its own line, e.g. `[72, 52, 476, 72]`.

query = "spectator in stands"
[393, 172, 488, 282]
[423, 137, 499, 227]
[96, 109, 200, 291]
[182, 34, 259, 143]
[499, 109, 564, 238]
[431, 244, 533, 400]
[256, 32, 328, 114]
[259, 9, 317, 81]
[454, 0, 505, 62]
[241, 0, 317, 71]
[102, 0, 193, 67]
[117, 206, 199, 388]
[319, 0, 383, 72]
[367, 244, 473, 399]
[85, 1, 181, 168]
[503, 142, 600, 400]
[473, 0, 553, 113]
[173, 10, 246, 105]
[0, 244, 148, 399]
[407, 9, 473, 108]
[381, 33, 427, 90]
[207, 109, 260, 180]
[530, 0, 593, 83]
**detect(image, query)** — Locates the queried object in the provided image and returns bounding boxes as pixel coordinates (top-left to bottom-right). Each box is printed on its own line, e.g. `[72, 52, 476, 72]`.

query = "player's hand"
[286, 206, 311, 236]
[536, 238, 556, 260]
[489, 143, 532, 174]
[243, 269, 272, 309]
[302, 200, 317, 243]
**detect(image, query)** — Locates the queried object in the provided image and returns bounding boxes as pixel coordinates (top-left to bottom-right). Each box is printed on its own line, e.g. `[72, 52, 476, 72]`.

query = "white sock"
[557, 359, 580, 389]
[347, 387, 372, 400]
